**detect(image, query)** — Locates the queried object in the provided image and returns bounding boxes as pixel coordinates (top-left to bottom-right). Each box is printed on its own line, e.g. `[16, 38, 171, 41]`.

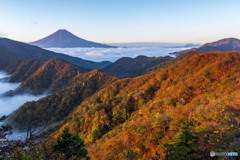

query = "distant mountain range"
[0, 38, 111, 70]
[30, 29, 116, 48]
[171, 38, 240, 56]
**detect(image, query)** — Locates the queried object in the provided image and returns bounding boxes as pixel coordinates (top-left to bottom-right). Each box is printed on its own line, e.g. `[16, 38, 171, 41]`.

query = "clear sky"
[0, 0, 240, 43]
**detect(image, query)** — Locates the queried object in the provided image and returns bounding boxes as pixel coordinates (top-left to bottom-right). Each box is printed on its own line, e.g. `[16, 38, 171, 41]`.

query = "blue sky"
[0, 0, 240, 43]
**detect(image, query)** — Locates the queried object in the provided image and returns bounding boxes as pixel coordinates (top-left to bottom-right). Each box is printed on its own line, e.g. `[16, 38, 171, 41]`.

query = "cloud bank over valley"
[47, 47, 188, 62]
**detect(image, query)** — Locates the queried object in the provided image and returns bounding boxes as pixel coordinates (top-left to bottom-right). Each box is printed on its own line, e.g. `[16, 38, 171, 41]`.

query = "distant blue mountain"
[30, 29, 116, 48]
[170, 38, 240, 56]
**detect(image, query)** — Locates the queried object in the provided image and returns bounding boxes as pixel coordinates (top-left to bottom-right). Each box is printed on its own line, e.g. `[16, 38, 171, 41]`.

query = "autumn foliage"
[9, 51, 240, 159]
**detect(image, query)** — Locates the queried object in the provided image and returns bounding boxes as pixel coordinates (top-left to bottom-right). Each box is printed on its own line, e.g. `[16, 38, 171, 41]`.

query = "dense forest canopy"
[4, 50, 240, 159]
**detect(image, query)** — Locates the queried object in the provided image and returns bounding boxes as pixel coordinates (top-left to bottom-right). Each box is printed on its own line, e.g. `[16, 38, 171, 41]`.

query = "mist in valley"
[0, 94, 46, 118]
[0, 71, 47, 140]
[0, 71, 46, 117]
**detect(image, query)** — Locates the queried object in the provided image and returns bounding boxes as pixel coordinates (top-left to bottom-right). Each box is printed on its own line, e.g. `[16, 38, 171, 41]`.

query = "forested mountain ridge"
[41, 51, 240, 159]
[103, 55, 172, 78]
[5, 58, 89, 94]
[10, 69, 119, 128]
[5, 59, 45, 82]
[143, 51, 198, 74]
[0, 38, 112, 70]
[18, 58, 89, 93]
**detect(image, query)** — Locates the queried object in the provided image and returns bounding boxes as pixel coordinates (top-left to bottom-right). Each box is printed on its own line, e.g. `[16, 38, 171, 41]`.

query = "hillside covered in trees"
[44, 51, 239, 160]
[4, 58, 90, 94]
[10, 69, 119, 129]
[6, 50, 240, 159]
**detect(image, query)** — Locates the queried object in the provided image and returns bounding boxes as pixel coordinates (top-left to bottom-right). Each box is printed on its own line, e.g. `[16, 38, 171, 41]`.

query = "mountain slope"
[44, 51, 240, 159]
[201, 38, 240, 47]
[30, 29, 116, 48]
[171, 38, 240, 56]
[5, 59, 45, 82]
[10, 69, 119, 127]
[17, 59, 90, 94]
[3, 58, 89, 95]
[103, 55, 172, 78]
[0, 38, 111, 70]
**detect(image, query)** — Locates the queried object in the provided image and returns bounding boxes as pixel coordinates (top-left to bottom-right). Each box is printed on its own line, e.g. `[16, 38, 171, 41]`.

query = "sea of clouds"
[47, 47, 187, 62]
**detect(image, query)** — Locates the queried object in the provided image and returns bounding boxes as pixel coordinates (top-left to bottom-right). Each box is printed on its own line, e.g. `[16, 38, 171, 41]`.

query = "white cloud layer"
[0, 94, 46, 118]
[0, 71, 9, 79]
[0, 71, 46, 118]
[47, 47, 186, 62]
[0, 71, 19, 93]
[0, 32, 6, 37]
